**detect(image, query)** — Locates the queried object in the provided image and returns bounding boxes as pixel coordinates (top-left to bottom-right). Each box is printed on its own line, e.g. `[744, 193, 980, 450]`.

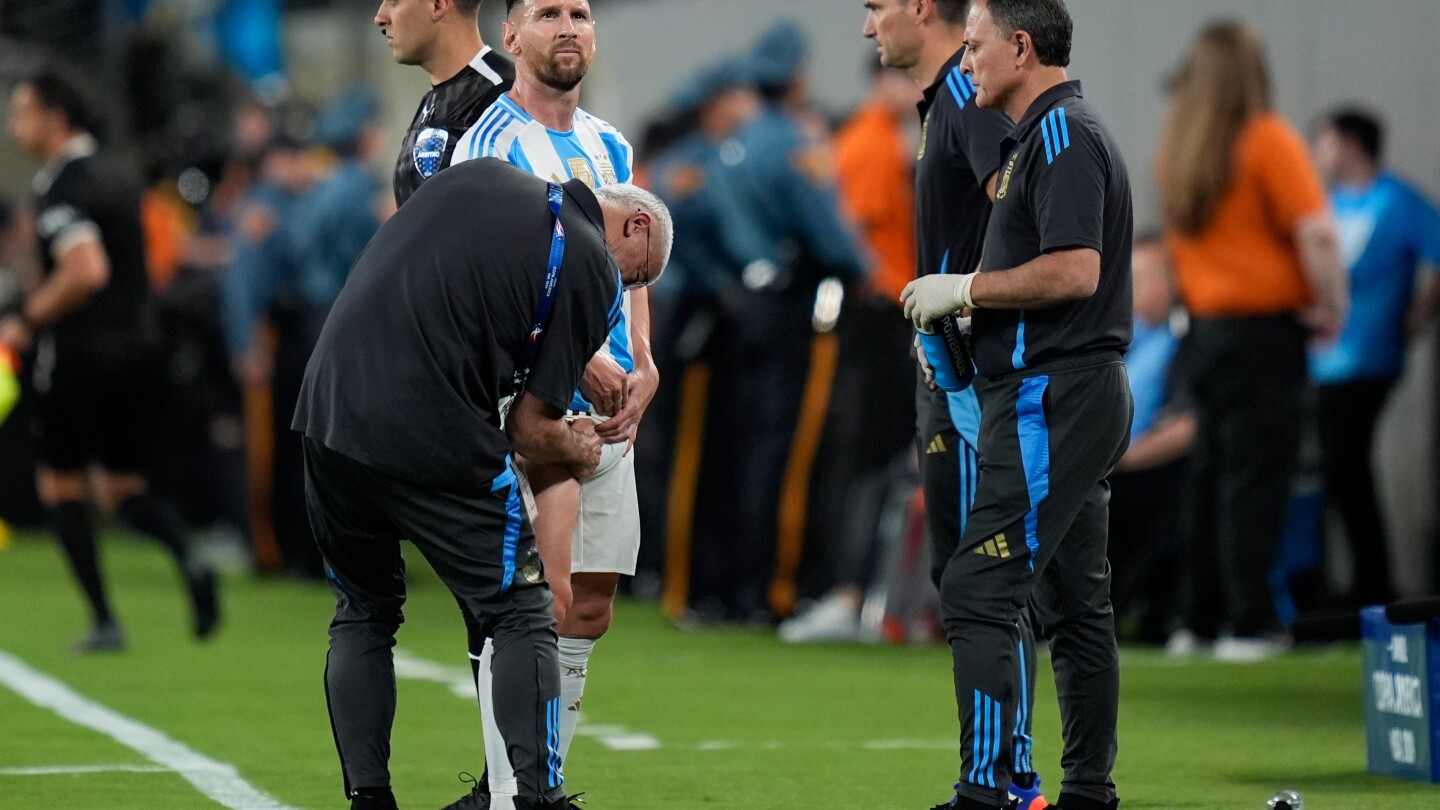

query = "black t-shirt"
[975, 81, 1133, 376]
[914, 48, 1010, 280]
[295, 158, 621, 492]
[32, 141, 154, 354]
[393, 48, 515, 208]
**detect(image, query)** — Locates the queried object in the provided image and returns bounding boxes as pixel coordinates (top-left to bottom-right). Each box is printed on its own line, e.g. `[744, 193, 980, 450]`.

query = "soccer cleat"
[1009, 774, 1050, 810]
[440, 772, 490, 810]
[71, 621, 125, 654]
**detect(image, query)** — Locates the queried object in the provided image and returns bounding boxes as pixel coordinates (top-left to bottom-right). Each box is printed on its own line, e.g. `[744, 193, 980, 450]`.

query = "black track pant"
[942, 354, 1130, 808]
[303, 439, 564, 803]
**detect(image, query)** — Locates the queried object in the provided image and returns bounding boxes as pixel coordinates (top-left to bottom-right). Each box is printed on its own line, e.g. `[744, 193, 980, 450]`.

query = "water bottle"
[1267, 790, 1303, 810]
[918, 315, 975, 392]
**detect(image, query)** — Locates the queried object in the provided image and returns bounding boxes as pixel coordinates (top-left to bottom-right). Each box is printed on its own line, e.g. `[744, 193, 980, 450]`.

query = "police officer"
[901, 2, 1133, 808]
[221, 128, 316, 577]
[717, 20, 867, 621]
[380, 0, 515, 207]
[1, 66, 219, 652]
[646, 58, 776, 614]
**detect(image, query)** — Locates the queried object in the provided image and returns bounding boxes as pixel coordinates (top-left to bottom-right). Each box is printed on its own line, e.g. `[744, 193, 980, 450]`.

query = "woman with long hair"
[1157, 20, 1345, 661]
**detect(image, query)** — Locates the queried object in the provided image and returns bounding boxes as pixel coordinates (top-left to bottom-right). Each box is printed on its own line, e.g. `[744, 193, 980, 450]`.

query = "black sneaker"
[440, 772, 489, 810]
[186, 562, 221, 641]
[72, 621, 125, 654]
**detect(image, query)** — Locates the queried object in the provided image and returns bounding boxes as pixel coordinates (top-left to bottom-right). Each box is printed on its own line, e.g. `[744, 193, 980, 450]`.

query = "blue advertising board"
[1361, 606, 1439, 781]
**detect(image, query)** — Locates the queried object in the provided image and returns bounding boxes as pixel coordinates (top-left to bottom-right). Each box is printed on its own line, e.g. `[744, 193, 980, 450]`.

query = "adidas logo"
[974, 533, 1011, 559]
[925, 435, 947, 455]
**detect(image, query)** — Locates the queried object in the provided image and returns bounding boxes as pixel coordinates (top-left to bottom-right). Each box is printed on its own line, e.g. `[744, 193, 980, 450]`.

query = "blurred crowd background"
[1, 0, 1438, 651]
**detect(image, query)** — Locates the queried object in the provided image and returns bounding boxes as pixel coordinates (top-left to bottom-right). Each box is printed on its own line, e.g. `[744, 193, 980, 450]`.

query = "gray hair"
[593, 183, 674, 280]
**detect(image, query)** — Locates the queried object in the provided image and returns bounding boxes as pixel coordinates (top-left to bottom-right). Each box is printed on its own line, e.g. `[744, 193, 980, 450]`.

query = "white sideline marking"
[394, 648, 662, 751]
[0, 649, 301, 810]
[392, 648, 476, 700]
[390, 650, 945, 755]
[0, 764, 172, 776]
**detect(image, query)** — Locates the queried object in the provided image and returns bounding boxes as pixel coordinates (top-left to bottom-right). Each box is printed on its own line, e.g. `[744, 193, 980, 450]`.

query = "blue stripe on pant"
[491, 457, 522, 592]
[969, 691, 1003, 789]
[546, 695, 564, 788]
[1014, 632, 1033, 774]
[1016, 376, 1051, 570]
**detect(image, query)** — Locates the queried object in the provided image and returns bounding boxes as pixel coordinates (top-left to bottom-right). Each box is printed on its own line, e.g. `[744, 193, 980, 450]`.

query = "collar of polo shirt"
[1005, 80, 1085, 145]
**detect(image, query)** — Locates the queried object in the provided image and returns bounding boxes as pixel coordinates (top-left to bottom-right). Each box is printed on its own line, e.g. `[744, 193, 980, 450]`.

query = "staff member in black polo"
[294, 158, 670, 810]
[862, 1, 1046, 806]
[901, 2, 1132, 808]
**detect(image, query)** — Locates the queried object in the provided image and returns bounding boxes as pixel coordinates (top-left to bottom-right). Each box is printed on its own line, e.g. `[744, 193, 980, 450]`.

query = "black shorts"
[31, 337, 160, 473]
[302, 438, 550, 627]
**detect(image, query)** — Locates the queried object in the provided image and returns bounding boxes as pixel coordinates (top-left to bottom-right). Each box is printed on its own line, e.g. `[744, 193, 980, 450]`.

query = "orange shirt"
[834, 101, 916, 303]
[1167, 113, 1327, 317]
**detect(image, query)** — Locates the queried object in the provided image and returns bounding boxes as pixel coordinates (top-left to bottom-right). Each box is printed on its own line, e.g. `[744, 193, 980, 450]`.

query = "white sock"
[557, 636, 596, 761]
[474, 639, 518, 808]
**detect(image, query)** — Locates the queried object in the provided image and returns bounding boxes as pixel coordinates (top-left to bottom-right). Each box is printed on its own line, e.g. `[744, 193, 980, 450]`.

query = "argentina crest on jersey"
[413, 127, 449, 179]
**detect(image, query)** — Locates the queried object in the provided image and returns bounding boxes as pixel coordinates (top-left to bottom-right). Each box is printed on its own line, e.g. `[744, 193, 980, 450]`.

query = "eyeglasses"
[622, 211, 653, 291]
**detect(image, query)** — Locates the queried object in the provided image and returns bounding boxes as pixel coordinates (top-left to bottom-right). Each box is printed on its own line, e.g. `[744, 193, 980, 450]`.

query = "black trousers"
[943, 354, 1131, 808]
[689, 287, 812, 617]
[302, 439, 564, 803]
[1180, 315, 1306, 637]
[1316, 379, 1395, 605]
[1108, 459, 1187, 642]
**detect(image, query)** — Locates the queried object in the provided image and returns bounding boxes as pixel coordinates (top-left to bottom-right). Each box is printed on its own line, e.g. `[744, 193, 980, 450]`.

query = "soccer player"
[861, 0, 1046, 806]
[901, 1, 1133, 807]
[379, 0, 515, 207]
[0, 66, 219, 652]
[294, 158, 671, 810]
[449, 1, 659, 806]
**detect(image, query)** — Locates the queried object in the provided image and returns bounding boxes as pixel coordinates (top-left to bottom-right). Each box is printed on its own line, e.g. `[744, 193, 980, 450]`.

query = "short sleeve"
[1405, 187, 1440, 267]
[953, 100, 1010, 187]
[1251, 117, 1327, 235]
[35, 179, 100, 260]
[1032, 110, 1107, 254]
[524, 248, 615, 414]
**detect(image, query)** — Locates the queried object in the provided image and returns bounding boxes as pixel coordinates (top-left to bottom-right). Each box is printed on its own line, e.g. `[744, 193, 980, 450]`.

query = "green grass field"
[0, 531, 1435, 809]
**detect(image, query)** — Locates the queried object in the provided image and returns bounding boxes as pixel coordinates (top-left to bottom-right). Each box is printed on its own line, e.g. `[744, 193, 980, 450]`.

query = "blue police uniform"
[706, 20, 865, 619]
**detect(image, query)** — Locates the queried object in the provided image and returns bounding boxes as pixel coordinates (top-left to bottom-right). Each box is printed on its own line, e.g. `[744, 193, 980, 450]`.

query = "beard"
[533, 51, 591, 92]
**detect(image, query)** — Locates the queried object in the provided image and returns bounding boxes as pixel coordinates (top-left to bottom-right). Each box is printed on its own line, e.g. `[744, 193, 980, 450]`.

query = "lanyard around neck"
[513, 182, 568, 393]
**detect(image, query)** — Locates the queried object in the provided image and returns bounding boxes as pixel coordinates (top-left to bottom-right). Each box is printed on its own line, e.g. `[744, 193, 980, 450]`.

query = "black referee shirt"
[914, 47, 1010, 280]
[32, 137, 152, 352]
[295, 159, 621, 493]
[393, 47, 515, 208]
[975, 80, 1133, 376]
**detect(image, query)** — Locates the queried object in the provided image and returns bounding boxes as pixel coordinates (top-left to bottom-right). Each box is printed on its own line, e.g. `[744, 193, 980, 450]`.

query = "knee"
[559, 594, 613, 639]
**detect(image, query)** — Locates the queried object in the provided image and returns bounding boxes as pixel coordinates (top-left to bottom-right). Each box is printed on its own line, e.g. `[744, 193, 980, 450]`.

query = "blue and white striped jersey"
[453, 93, 636, 413]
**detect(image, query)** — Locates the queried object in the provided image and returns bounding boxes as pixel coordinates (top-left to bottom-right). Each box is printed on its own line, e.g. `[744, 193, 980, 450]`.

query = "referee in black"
[901, 2, 1132, 808]
[1, 66, 219, 653]
[294, 158, 669, 810]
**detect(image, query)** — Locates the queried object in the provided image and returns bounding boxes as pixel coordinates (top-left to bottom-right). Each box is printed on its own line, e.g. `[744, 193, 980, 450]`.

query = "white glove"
[900, 274, 976, 330]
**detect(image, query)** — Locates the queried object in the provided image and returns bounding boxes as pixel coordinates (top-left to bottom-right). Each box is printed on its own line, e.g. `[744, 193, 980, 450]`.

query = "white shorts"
[572, 440, 640, 575]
